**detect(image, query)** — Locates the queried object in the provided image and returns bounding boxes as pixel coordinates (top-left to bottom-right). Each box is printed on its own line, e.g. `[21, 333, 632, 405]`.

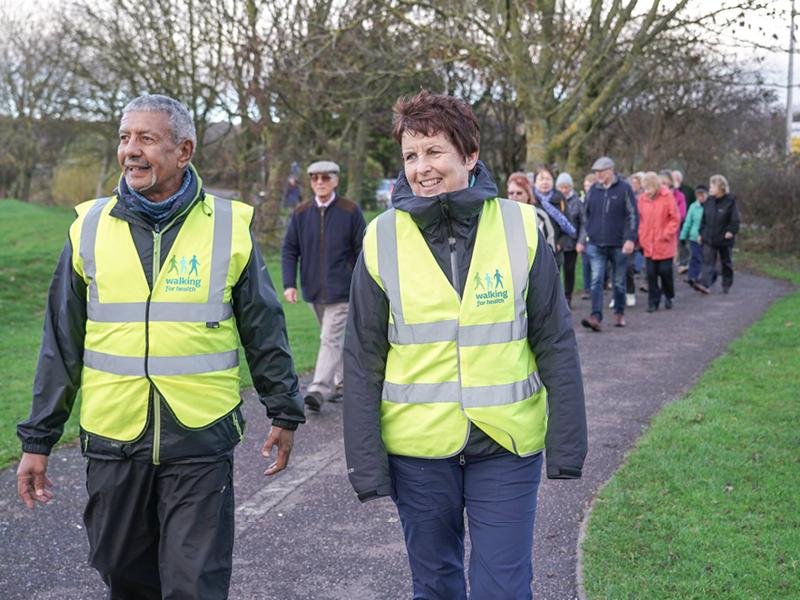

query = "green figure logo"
[494, 268, 504, 289]
[188, 255, 200, 277]
[167, 255, 180, 275]
[484, 273, 492, 290]
[473, 271, 485, 291]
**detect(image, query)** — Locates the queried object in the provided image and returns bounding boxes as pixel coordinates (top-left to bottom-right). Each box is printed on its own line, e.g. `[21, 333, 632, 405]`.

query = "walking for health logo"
[164, 254, 203, 292]
[473, 267, 508, 306]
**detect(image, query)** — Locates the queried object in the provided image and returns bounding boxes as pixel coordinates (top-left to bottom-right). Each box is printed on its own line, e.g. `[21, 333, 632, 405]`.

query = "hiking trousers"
[83, 457, 234, 600]
[389, 451, 543, 600]
[701, 244, 734, 291]
[307, 302, 348, 401]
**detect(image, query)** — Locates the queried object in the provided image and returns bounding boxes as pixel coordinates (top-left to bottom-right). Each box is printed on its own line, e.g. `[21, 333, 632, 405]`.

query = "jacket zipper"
[150, 223, 162, 465]
[232, 413, 244, 442]
[319, 206, 327, 303]
[441, 201, 471, 452]
[144, 196, 205, 466]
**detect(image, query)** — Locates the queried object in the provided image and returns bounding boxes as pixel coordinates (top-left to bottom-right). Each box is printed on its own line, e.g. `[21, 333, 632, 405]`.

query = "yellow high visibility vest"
[363, 198, 548, 457]
[69, 191, 253, 444]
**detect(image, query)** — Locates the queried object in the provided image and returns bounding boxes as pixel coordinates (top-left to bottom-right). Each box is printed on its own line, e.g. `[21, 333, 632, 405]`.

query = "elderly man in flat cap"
[576, 156, 638, 331]
[281, 160, 367, 411]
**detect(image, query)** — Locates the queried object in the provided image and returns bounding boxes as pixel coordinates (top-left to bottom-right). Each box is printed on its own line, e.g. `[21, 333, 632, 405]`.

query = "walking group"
[13, 88, 738, 600]
[504, 157, 741, 332]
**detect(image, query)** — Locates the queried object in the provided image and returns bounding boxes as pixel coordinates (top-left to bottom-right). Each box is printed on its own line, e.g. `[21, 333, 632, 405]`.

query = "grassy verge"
[0, 199, 323, 466]
[581, 257, 799, 598]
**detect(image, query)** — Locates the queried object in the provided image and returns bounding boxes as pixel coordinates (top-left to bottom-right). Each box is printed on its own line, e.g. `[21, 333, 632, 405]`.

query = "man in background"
[281, 160, 366, 412]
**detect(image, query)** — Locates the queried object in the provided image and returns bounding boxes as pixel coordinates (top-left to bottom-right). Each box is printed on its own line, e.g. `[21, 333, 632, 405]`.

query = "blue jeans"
[582, 251, 591, 292]
[389, 451, 543, 600]
[587, 244, 627, 320]
[688, 241, 703, 282]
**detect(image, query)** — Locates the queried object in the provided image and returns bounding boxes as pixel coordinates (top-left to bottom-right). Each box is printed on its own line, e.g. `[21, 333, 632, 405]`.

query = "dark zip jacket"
[343, 162, 588, 502]
[17, 170, 304, 463]
[699, 193, 740, 247]
[579, 176, 638, 247]
[281, 195, 366, 304]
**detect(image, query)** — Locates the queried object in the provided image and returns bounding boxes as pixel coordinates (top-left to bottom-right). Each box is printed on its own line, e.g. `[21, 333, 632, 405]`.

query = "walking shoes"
[581, 315, 603, 332]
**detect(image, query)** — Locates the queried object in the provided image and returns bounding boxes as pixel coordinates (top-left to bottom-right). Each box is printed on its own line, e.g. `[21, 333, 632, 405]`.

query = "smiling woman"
[343, 90, 587, 599]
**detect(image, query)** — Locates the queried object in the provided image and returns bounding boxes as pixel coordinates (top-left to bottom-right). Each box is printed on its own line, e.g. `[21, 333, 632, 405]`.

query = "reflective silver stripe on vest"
[208, 198, 232, 304]
[87, 302, 233, 323]
[376, 210, 404, 326]
[84, 349, 239, 376]
[80, 197, 114, 305]
[498, 199, 530, 333]
[461, 371, 543, 408]
[383, 371, 543, 406]
[388, 320, 458, 345]
[378, 200, 530, 346]
[83, 195, 234, 323]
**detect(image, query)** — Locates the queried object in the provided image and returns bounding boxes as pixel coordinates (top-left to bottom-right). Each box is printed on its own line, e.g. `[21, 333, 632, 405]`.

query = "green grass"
[581, 259, 800, 598]
[0, 199, 325, 466]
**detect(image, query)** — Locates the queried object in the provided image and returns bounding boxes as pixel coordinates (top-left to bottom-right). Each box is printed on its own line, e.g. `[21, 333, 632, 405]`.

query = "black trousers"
[646, 258, 675, 308]
[701, 244, 734, 290]
[84, 458, 235, 600]
[563, 250, 577, 301]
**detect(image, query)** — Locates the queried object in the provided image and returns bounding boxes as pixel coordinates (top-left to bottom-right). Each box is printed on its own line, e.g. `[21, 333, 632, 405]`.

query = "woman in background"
[638, 172, 680, 312]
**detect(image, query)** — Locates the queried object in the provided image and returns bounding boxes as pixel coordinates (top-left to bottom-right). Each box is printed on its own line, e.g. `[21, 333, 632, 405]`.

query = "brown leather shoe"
[693, 282, 710, 294]
[614, 314, 626, 327]
[581, 315, 602, 332]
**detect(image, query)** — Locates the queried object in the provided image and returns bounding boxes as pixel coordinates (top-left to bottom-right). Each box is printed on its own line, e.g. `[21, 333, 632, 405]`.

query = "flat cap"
[591, 156, 615, 171]
[307, 160, 340, 175]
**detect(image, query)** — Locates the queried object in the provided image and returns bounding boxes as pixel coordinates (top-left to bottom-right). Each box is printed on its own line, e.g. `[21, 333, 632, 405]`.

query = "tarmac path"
[0, 271, 792, 600]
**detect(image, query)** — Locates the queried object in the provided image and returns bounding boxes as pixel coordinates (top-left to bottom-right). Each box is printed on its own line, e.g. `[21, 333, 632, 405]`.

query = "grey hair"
[709, 174, 730, 194]
[630, 171, 645, 183]
[122, 94, 197, 147]
[642, 171, 661, 194]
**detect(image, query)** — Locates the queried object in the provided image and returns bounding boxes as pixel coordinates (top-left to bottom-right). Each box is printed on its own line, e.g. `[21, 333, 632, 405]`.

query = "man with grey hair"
[282, 160, 366, 412]
[16, 94, 304, 598]
[576, 156, 638, 330]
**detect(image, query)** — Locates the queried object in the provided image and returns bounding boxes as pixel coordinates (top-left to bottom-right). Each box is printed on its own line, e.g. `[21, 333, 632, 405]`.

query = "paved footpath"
[0, 271, 792, 599]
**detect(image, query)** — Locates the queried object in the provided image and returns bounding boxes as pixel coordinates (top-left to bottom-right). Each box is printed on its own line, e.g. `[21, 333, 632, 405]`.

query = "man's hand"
[576, 243, 585, 254]
[724, 231, 734, 240]
[17, 453, 54, 509]
[261, 426, 294, 476]
[622, 240, 635, 255]
[283, 288, 298, 304]
[697, 235, 702, 244]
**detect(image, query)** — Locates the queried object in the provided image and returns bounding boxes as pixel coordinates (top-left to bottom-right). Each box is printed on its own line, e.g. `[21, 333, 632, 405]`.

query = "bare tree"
[0, 7, 78, 200]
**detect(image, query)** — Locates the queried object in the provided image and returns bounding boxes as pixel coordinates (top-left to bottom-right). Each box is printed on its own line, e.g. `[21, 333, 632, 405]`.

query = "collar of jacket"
[389, 160, 498, 233]
[110, 164, 204, 230]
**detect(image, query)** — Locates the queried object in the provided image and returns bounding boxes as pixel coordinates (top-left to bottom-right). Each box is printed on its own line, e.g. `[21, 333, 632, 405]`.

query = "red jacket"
[638, 186, 680, 260]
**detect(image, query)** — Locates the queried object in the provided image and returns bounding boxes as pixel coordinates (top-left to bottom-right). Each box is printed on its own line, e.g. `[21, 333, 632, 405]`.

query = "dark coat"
[17, 181, 303, 462]
[281, 195, 366, 304]
[700, 193, 740, 246]
[342, 162, 588, 502]
[579, 176, 638, 247]
[561, 191, 582, 252]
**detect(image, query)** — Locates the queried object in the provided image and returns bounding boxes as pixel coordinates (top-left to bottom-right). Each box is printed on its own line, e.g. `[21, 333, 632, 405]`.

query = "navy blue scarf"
[118, 168, 196, 225]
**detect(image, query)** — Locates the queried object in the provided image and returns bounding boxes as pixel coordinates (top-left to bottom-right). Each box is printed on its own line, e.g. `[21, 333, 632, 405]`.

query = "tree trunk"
[345, 113, 368, 203]
[523, 116, 548, 170]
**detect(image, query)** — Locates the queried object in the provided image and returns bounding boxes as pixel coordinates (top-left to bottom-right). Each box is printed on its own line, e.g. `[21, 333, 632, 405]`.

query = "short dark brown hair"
[392, 90, 480, 161]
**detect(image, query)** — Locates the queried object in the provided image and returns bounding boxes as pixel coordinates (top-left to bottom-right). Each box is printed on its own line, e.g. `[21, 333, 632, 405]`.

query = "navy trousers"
[389, 451, 543, 600]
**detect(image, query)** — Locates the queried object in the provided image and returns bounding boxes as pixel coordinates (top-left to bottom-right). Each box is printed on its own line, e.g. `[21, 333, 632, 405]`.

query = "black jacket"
[561, 191, 583, 253]
[580, 176, 638, 247]
[700, 193, 740, 247]
[343, 162, 588, 502]
[17, 178, 304, 462]
[281, 195, 366, 304]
